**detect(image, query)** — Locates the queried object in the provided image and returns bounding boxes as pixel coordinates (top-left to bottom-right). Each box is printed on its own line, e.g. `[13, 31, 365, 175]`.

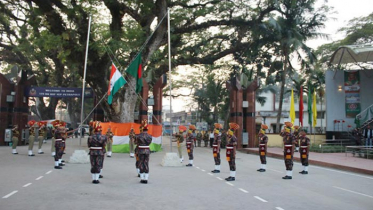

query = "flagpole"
[79, 15, 92, 146]
[167, 8, 173, 152]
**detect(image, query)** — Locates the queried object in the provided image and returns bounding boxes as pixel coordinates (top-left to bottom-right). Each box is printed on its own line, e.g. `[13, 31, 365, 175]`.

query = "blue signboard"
[25, 87, 94, 98]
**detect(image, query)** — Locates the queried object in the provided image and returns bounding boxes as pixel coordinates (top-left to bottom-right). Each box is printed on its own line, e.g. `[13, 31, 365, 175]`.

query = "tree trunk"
[275, 55, 288, 133]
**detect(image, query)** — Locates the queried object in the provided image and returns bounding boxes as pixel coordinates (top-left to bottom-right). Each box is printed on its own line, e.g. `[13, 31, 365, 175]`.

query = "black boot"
[226, 177, 235, 181]
[282, 176, 292, 180]
[54, 166, 62, 169]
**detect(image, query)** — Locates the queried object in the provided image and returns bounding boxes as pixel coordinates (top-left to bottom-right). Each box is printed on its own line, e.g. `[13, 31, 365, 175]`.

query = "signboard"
[25, 87, 94, 98]
[344, 71, 361, 118]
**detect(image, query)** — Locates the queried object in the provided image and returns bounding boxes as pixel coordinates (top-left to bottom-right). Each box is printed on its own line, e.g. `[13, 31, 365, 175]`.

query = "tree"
[260, 0, 329, 132]
[1, 0, 280, 123]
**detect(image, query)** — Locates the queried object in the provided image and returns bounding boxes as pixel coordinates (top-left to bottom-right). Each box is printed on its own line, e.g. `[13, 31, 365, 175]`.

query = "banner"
[25, 87, 94, 98]
[344, 71, 361, 118]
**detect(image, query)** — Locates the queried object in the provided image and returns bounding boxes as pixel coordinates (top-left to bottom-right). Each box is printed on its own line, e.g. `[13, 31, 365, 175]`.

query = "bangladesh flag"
[126, 53, 143, 93]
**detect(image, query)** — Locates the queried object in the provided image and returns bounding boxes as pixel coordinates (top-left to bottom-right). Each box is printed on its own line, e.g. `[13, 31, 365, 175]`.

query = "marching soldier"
[130, 127, 140, 177]
[51, 120, 59, 157]
[211, 123, 222, 173]
[28, 120, 37, 156]
[282, 122, 296, 180]
[11, 125, 20, 154]
[105, 126, 113, 157]
[299, 129, 310, 174]
[293, 126, 300, 152]
[54, 122, 67, 169]
[257, 124, 269, 172]
[88, 121, 107, 184]
[129, 126, 135, 158]
[136, 120, 152, 184]
[225, 123, 239, 181]
[196, 130, 202, 147]
[203, 130, 209, 147]
[173, 126, 186, 163]
[186, 125, 196, 167]
[37, 122, 46, 154]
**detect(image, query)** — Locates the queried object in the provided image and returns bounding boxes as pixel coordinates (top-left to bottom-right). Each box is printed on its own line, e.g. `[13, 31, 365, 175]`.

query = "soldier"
[282, 122, 296, 180]
[196, 130, 202, 147]
[203, 130, 209, 147]
[186, 125, 196, 167]
[293, 126, 300, 152]
[257, 124, 269, 172]
[11, 125, 20, 154]
[211, 123, 222, 173]
[129, 126, 135, 158]
[27, 120, 37, 156]
[225, 123, 239, 181]
[37, 121, 46, 154]
[299, 129, 310, 174]
[54, 122, 67, 169]
[88, 121, 107, 184]
[173, 126, 186, 163]
[105, 126, 114, 157]
[136, 120, 152, 184]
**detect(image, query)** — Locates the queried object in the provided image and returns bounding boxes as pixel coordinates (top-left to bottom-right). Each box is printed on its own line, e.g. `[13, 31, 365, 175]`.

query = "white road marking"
[2, 191, 18, 199]
[276, 207, 285, 210]
[239, 188, 249, 193]
[36, 176, 43, 180]
[254, 196, 268, 202]
[46, 170, 52, 174]
[208, 173, 213, 176]
[201, 169, 206, 172]
[216, 177, 223, 180]
[196, 167, 200, 169]
[268, 169, 283, 173]
[333, 186, 373, 198]
[23, 183, 32, 187]
[226, 182, 234, 186]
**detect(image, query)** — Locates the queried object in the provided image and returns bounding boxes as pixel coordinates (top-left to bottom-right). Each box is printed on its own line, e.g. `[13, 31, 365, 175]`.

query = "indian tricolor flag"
[108, 63, 126, 105]
[101, 122, 163, 153]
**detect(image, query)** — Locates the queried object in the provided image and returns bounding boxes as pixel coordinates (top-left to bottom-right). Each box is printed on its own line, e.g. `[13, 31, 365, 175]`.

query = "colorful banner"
[344, 71, 361, 118]
[100, 122, 162, 153]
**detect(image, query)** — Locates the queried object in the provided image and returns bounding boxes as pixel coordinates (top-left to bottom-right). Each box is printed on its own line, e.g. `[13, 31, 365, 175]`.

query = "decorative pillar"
[0, 73, 12, 145]
[227, 77, 243, 148]
[152, 74, 167, 125]
[244, 79, 259, 147]
[139, 79, 149, 123]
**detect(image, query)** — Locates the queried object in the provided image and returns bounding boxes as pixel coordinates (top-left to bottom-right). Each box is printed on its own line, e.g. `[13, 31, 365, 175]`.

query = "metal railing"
[356, 104, 373, 129]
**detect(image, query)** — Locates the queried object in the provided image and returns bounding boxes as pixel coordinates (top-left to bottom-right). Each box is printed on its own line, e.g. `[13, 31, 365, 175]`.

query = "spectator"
[81, 127, 86, 137]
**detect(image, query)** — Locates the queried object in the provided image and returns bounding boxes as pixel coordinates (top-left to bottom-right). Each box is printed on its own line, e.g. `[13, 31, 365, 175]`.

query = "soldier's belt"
[90, 147, 103, 150]
[260, 144, 266, 146]
[186, 142, 192, 144]
[300, 146, 308, 148]
[213, 144, 218, 147]
[138, 146, 150, 149]
[55, 139, 63, 141]
[226, 146, 234, 149]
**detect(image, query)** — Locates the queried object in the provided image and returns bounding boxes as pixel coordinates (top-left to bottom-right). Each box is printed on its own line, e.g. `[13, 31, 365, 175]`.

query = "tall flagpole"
[79, 15, 92, 146]
[168, 8, 173, 152]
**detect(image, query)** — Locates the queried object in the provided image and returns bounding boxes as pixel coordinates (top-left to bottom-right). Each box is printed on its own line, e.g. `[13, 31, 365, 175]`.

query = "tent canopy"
[329, 44, 373, 65]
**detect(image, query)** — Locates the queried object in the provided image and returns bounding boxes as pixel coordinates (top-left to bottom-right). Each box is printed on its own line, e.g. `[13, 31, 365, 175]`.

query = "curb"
[239, 148, 373, 176]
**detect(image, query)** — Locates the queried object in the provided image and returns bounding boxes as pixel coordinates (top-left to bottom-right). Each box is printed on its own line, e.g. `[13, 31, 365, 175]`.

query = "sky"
[165, 0, 373, 113]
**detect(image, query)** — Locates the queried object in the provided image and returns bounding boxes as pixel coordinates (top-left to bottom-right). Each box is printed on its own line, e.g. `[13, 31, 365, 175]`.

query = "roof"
[329, 44, 373, 65]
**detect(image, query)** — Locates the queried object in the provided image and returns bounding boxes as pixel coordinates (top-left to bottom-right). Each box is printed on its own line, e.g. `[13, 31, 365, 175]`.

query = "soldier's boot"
[95, 174, 100, 183]
[38, 149, 44, 154]
[299, 166, 308, 174]
[130, 152, 134, 158]
[91, 174, 96, 183]
[54, 161, 62, 169]
[137, 168, 140, 177]
[58, 159, 65, 166]
[99, 169, 103, 178]
[12, 149, 18, 154]
[140, 173, 145, 183]
[211, 165, 220, 173]
[28, 150, 35, 156]
[144, 173, 149, 184]
[282, 170, 293, 179]
[186, 160, 193, 167]
[226, 171, 235, 181]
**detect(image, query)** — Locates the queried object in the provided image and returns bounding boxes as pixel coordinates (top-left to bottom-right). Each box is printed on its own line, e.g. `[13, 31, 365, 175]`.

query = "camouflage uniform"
[186, 133, 195, 166]
[282, 132, 295, 179]
[226, 135, 237, 173]
[299, 134, 310, 174]
[211, 133, 221, 172]
[54, 129, 66, 169]
[258, 134, 268, 171]
[88, 132, 107, 183]
[136, 131, 152, 183]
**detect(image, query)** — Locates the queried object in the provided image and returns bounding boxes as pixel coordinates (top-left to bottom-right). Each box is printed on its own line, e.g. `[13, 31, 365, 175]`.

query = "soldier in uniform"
[203, 130, 209, 147]
[299, 129, 310, 174]
[129, 126, 135, 158]
[130, 127, 140, 177]
[185, 125, 196, 167]
[28, 120, 37, 156]
[173, 126, 186, 163]
[105, 126, 114, 157]
[282, 122, 296, 180]
[11, 125, 20, 154]
[37, 122, 46, 154]
[211, 123, 222, 173]
[293, 126, 300, 152]
[196, 130, 202, 147]
[50, 120, 58, 157]
[136, 120, 152, 184]
[225, 123, 239, 181]
[257, 124, 269, 172]
[54, 122, 67, 169]
[88, 121, 107, 184]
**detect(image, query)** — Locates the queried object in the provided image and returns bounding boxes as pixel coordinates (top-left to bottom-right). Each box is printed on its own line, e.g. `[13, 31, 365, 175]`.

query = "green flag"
[125, 53, 143, 93]
[308, 86, 312, 126]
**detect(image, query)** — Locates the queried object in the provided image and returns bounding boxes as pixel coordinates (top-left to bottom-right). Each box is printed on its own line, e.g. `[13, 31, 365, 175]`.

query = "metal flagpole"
[79, 15, 92, 146]
[168, 8, 173, 152]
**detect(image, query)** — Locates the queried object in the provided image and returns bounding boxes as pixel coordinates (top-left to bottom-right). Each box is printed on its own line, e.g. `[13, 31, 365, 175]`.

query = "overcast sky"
[307, 0, 372, 49]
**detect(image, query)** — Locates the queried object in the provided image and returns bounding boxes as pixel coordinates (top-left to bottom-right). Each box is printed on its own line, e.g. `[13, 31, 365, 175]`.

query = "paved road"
[0, 137, 372, 210]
